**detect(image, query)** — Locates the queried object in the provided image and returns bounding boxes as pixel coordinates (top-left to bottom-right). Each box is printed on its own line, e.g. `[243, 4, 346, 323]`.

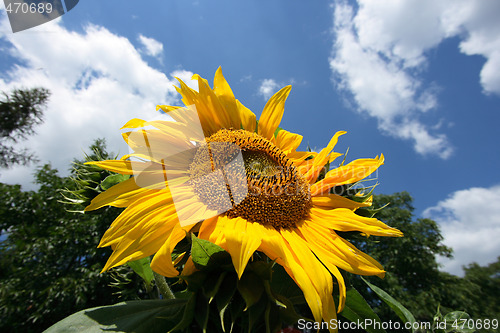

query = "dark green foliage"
[0, 88, 50, 168]
[44, 299, 188, 333]
[0, 140, 145, 332]
[349, 192, 500, 328]
[457, 258, 500, 319]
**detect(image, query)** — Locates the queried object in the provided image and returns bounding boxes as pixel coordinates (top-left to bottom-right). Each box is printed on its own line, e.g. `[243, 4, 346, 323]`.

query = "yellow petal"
[237, 99, 256, 132]
[213, 67, 241, 129]
[156, 105, 202, 128]
[258, 86, 291, 141]
[85, 177, 152, 211]
[311, 155, 385, 196]
[280, 228, 335, 323]
[150, 224, 188, 277]
[311, 194, 372, 210]
[122, 128, 193, 163]
[85, 160, 142, 175]
[288, 151, 317, 172]
[194, 74, 233, 129]
[181, 257, 197, 276]
[99, 191, 176, 247]
[198, 215, 220, 243]
[309, 207, 403, 237]
[299, 218, 385, 278]
[304, 131, 346, 183]
[220, 216, 262, 279]
[101, 213, 179, 272]
[174, 77, 219, 136]
[275, 129, 303, 154]
[120, 118, 148, 129]
[156, 105, 184, 113]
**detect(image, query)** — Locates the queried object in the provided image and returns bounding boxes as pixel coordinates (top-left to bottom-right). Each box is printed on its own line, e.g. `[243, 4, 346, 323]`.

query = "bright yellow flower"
[85, 68, 402, 329]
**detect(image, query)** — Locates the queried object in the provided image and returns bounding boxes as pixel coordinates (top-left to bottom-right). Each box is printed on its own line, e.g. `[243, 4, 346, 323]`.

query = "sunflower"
[85, 68, 403, 329]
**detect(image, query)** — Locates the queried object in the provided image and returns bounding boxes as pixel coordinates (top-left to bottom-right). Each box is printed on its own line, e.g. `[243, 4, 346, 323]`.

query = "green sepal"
[248, 260, 273, 281]
[248, 295, 268, 332]
[264, 300, 282, 333]
[229, 294, 246, 332]
[340, 288, 386, 333]
[45, 299, 187, 333]
[194, 292, 210, 333]
[203, 271, 227, 303]
[215, 272, 238, 331]
[361, 277, 416, 330]
[126, 257, 154, 287]
[356, 202, 389, 218]
[100, 174, 130, 191]
[349, 183, 377, 203]
[190, 234, 231, 270]
[263, 280, 287, 309]
[275, 294, 304, 325]
[269, 264, 305, 305]
[180, 270, 208, 293]
[274, 126, 283, 137]
[237, 270, 265, 310]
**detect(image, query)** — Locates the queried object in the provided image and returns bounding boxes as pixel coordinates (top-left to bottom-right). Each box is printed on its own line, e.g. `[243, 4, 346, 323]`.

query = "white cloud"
[171, 69, 199, 91]
[258, 78, 303, 100]
[423, 185, 500, 276]
[138, 34, 163, 59]
[258, 79, 281, 100]
[0, 14, 193, 190]
[330, 0, 500, 158]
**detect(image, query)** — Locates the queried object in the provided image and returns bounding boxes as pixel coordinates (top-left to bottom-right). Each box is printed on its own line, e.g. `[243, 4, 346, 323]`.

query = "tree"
[0, 87, 50, 168]
[0, 140, 147, 332]
[349, 192, 500, 327]
[348, 192, 453, 321]
[460, 257, 500, 319]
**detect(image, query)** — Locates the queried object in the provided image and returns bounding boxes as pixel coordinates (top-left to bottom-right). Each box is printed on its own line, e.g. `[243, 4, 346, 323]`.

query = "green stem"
[153, 271, 175, 300]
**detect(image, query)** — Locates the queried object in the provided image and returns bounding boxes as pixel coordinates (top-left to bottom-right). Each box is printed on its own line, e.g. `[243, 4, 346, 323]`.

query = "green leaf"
[216, 273, 238, 332]
[190, 234, 230, 269]
[248, 295, 268, 332]
[269, 264, 305, 305]
[203, 271, 227, 303]
[44, 299, 187, 333]
[248, 260, 273, 281]
[275, 294, 303, 325]
[237, 270, 265, 310]
[127, 257, 154, 286]
[181, 270, 208, 293]
[229, 294, 246, 332]
[264, 301, 281, 333]
[194, 292, 209, 333]
[361, 277, 416, 331]
[442, 311, 475, 333]
[263, 280, 287, 309]
[100, 174, 130, 191]
[341, 288, 386, 333]
[168, 293, 196, 333]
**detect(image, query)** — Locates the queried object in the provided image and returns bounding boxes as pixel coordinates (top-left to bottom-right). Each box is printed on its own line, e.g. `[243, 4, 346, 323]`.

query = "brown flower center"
[188, 129, 311, 229]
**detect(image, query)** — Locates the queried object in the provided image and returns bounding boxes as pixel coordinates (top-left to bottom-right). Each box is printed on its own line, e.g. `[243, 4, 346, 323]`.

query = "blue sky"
[1, 0, 499, 276]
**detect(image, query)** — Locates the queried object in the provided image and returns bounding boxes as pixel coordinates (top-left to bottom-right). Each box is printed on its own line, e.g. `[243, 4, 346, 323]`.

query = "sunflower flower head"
[85, 67, 403, 331]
